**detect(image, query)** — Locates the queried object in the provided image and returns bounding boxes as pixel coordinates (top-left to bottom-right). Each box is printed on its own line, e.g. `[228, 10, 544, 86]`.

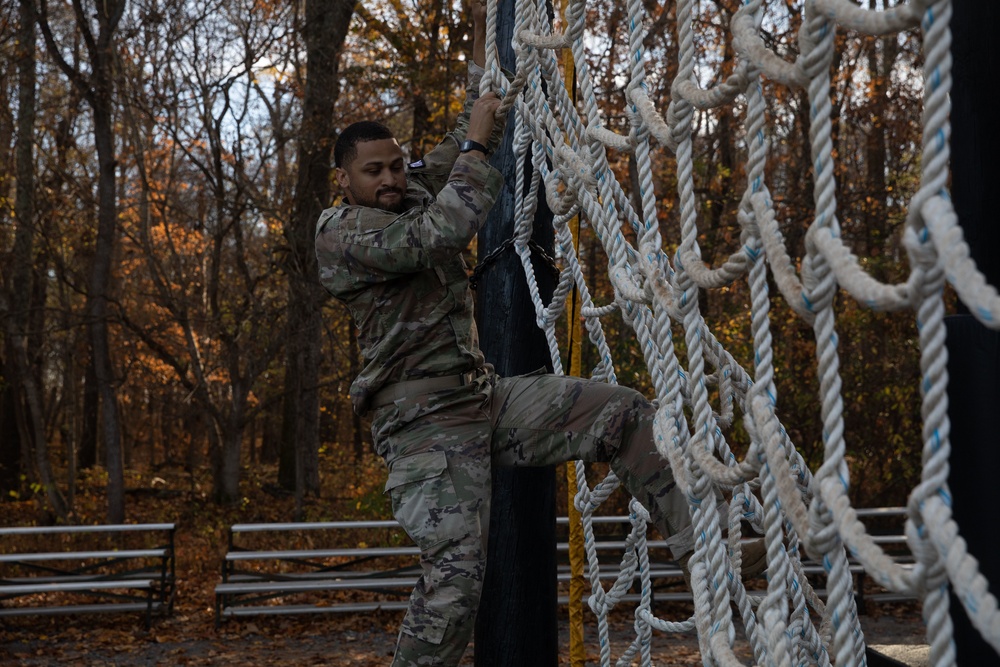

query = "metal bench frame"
[213, 508, 912, 625]
[0, 523, 177, 627]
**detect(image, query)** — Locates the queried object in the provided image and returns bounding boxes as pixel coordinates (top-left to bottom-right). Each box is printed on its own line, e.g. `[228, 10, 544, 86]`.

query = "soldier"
[315, 5, 761, 666]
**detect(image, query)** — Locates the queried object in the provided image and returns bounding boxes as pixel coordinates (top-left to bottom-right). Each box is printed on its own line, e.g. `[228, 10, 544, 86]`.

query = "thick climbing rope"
[480, 0, 1000, 665]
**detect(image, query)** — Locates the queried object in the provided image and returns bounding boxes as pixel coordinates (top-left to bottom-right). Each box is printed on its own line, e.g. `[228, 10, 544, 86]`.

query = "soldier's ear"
[335, 167, 350, 191]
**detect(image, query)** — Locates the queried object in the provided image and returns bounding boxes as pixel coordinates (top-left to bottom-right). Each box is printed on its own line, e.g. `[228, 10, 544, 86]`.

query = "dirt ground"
[0, 603, 927, 666]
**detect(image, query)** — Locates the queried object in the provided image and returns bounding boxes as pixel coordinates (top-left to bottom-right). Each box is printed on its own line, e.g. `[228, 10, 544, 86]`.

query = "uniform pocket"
[400, 604, 449, 645]
[385, 450, 470, 551]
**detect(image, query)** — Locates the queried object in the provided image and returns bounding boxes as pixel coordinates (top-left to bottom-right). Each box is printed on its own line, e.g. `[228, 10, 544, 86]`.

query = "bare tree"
[0, 1, 26, 503]
[0, 0, 70, 519]
[117, 0, 291, 503]
[277, 0, 355, 508]
[36, 0, 127, 522]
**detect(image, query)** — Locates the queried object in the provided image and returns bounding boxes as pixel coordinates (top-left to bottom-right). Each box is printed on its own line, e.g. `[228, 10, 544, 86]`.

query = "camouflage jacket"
[315, 65, 505, 413]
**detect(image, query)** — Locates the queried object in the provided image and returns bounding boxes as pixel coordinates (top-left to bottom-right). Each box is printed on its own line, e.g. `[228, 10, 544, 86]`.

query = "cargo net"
[480, 0, 1000, 664]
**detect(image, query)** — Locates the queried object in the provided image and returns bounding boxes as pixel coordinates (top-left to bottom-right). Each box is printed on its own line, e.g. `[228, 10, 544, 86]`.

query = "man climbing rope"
[314, 4, 763, 665]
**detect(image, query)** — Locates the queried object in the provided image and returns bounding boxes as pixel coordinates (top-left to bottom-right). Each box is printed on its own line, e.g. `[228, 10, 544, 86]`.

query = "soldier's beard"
[348, 186, 406, 214]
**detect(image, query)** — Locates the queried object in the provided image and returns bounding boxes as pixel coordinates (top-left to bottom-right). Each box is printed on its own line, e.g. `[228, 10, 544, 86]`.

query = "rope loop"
[487, 0, 1000, 659]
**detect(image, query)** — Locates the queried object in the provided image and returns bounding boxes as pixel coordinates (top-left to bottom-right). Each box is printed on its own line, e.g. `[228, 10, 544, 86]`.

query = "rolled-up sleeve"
[409, 63, 508, 197]
[318, 155, 503, 284]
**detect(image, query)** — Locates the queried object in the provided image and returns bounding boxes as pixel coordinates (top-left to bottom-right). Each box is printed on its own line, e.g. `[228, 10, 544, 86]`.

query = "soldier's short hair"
[335, 121, 396, 168]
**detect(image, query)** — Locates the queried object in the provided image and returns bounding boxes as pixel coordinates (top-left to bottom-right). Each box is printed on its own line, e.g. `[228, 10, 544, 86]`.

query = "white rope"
[479, 0, 1000, 663]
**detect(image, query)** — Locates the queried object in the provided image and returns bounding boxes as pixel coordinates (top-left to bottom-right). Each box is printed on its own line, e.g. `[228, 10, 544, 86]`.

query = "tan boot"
[674, 539, 767, 590]
[675, 550, 693, 592]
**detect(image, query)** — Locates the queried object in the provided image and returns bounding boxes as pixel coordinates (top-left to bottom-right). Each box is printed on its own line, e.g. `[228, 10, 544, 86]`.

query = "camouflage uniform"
[316, 64, 693, 667]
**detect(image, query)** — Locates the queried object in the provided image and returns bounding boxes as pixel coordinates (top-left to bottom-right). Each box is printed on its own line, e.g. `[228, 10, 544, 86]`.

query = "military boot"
[674, 537, 768, 589]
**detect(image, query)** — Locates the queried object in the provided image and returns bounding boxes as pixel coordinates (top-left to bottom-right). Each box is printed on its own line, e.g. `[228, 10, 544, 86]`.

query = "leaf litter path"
[0, 605, 925, 666]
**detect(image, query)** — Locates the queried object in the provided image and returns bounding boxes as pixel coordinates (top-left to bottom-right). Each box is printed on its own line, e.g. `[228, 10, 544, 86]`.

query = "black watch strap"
[460, 139, 489, 155]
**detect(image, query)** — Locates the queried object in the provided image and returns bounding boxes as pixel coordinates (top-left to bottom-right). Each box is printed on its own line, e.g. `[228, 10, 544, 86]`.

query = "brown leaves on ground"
[0, 461, 410, 666]
[0, 462, 926, 665]
[0, 611, 406, 666]
[0, 608, 715, 666]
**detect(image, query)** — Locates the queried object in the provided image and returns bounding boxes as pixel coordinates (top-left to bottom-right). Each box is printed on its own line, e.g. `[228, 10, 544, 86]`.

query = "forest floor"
[0, 604, 928, 666]
[0, 461, 929, 666]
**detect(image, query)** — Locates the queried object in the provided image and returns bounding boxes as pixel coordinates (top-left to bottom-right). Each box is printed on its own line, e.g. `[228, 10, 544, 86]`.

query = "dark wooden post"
[946, 1, 1000, 664]
[473, 0, 559, 662]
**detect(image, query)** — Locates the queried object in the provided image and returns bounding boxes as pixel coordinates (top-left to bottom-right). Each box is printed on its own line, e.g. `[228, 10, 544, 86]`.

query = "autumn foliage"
[1, 0, 930, 530]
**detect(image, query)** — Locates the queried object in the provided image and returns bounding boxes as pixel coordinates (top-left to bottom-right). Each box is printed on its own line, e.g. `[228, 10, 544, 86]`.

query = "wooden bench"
[213, 509, 913, 623]
[0, 523, 176, 627]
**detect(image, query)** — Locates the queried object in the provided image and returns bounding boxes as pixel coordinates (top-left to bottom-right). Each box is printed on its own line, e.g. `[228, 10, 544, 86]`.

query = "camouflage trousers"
[369, 367, 693, 667]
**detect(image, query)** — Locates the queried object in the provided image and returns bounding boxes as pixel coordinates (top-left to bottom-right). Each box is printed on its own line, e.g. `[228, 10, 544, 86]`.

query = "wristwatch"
[460, 139, 489, 155]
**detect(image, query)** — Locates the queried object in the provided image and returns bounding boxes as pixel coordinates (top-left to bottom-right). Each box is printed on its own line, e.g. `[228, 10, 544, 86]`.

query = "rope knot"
[665, 97, 693, 152]
[798, 7, 836, 81]
[801, 227, 839, 313]
[902, 224, 937, 272]
[737, 207, 760, 241]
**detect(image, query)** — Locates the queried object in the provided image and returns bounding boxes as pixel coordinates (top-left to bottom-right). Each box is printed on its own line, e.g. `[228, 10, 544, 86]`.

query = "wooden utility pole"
[474, 0, 559, 661]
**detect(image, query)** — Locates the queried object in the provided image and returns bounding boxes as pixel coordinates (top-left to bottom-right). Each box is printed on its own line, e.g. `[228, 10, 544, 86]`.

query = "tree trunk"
[248, 415, 257, 465]
[7, 0, 68, 519]
[159, 396, 173, 467]
[411, 94, 432, 160]
[215, 419, 243, 504]
[183, 408, 204, 476]
[89, 94, 125, 523]
[863, 36, 890, 265]
[213, 368, 251, 505]
[278, 303, 322, 500]
[61, 341, 78, 507]
[36, 0, 128, 522]
[0, 355, 22, 497]
[278, 376, 297, 489]
[78, 359, 99, 469]
[261, 410, 278, 464]
[278, 0, 355, 494]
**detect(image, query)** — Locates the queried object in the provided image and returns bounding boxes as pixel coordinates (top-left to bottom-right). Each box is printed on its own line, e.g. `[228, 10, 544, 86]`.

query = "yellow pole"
[563, 17, 586, 664]
[565, 293, 586, 667]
